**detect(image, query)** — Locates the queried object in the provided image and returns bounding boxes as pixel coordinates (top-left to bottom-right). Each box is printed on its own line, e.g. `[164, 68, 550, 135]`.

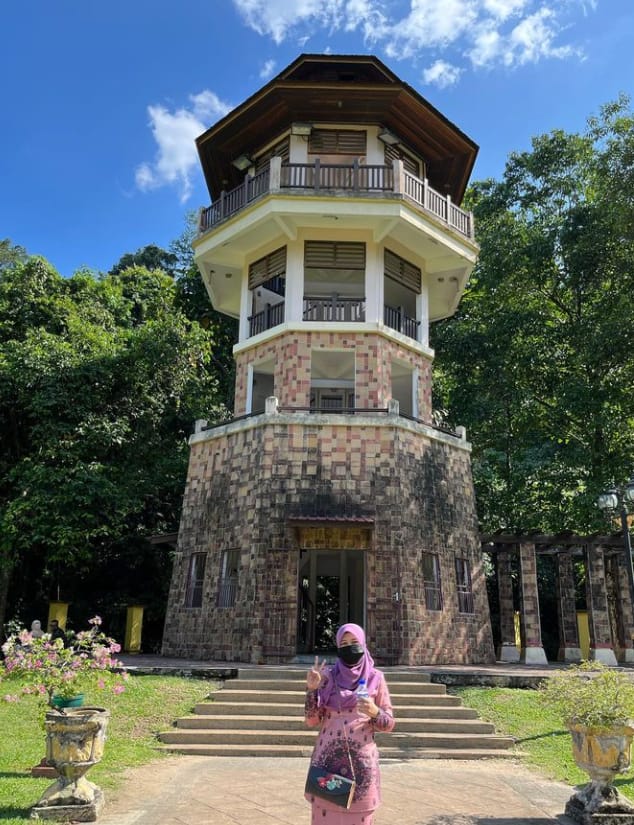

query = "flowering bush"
[0, 616, 128, 710]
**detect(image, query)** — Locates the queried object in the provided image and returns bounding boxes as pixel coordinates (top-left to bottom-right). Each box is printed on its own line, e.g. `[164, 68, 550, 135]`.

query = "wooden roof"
[196, 54, 478, 204]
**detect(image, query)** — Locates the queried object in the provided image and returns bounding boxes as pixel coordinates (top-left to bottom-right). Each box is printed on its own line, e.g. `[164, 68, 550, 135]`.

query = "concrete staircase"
[158, 668, 515, 759]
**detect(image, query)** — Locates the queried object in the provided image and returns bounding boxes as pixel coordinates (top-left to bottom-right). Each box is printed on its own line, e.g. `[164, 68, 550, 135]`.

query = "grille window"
[455, 557, 475, 614]
[422, 553, 443, 611]
[185, 553, 207, 608]
[217, 549, 240, 608]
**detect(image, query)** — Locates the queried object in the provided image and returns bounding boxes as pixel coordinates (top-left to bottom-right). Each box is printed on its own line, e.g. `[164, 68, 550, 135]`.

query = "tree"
[109, 244, 178, 278]
[432, 97, 634, 533]
[0, 256, 228, 638]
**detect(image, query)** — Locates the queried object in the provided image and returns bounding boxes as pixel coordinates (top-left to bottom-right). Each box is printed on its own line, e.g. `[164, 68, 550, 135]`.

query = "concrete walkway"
[97, 755, 577, 825]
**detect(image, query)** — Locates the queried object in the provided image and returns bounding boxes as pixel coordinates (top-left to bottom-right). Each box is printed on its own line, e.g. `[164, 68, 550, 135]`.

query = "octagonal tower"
[162, 54, 495, 665]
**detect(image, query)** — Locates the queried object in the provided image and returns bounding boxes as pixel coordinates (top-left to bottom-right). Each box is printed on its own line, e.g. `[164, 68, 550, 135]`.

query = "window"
[185, 553, 207, 608]
[217, 549, 240, 608]
[422, 553, 443, 611]
[308, 129, 366, 156]
[455, 557, 475, 614]
[384, 142, 423, 178]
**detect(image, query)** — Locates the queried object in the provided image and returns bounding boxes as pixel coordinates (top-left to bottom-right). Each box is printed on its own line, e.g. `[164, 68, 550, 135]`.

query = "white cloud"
[231, 0, 595, 77]
[260, 59, 277, 79]
[135, 92, 232, 203]
[422, 60, 463, 88]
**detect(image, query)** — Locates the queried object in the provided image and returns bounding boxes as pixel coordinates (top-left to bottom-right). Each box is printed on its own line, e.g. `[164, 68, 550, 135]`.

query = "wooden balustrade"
[199, 160, 473, 238]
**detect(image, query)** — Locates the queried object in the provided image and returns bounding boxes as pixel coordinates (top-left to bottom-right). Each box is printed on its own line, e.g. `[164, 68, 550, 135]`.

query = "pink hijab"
[318, 623, 380, 710]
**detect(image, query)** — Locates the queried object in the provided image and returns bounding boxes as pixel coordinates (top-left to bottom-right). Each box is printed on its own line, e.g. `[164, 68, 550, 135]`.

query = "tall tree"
[432, 97, 634, 533]
[0, 256, 228, 636]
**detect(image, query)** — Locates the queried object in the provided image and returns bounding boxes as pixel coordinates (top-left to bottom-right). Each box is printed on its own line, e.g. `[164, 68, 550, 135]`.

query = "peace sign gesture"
[306, 656, 327, 690]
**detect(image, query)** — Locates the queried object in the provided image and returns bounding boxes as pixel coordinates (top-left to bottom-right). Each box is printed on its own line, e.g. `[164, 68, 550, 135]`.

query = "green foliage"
[540, 662, 634, 729]
[432, 97, 634, 532]
[0, 246, 234, 637]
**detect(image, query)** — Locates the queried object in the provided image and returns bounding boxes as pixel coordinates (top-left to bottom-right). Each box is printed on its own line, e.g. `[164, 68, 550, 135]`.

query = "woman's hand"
[306, 656, 326, 690]
[357, 696, 380, 719]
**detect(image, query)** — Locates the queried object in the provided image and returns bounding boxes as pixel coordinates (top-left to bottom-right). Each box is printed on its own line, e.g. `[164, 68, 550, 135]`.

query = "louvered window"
[304, 241, 366, 270]
[384, 143, 421, 178]
[384, 249, 421, 293]
[249, 246, 287, 290]
[308, 129, 367, 155]
[254, 138, 290, 175]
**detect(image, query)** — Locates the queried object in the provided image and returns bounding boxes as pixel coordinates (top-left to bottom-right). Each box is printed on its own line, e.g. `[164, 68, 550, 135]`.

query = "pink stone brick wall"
[162, 417, 495, 665]
[233, 331, 433, 420]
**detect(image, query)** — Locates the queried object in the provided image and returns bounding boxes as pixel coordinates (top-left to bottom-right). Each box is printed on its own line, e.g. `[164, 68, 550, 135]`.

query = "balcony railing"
[199, 160, 474, 239]
[303, 296, 365, 322]
[248, 301, 285, 336]
[281, 160, 393, 191]
[384, 304, 420, 341]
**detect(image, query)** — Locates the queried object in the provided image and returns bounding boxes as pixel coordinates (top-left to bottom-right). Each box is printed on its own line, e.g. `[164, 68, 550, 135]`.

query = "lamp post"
[597, 476, 634, 612]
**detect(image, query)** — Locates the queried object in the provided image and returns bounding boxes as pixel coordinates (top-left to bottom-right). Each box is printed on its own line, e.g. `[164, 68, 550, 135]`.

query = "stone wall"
[161, 414, 495, 664]
[233, 330, 433, 422]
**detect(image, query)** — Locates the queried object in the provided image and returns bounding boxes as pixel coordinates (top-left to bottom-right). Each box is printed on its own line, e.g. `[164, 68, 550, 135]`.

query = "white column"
[285, 239, 304, 322]
[238, 273, 250, 342]
[365, 242, 383, 324]
[418, 277, 429, 346]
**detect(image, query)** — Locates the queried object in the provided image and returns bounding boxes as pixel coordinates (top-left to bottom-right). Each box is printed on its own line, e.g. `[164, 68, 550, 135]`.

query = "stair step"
[158, 669, 514, 761]
[156, 743, 515, 760]
[224, 681, 445, 693]
[214, 689, 456, 706]
[175, 714, 495, 733]
[160, 728, 512, 749]
[194, 701, 477, 719]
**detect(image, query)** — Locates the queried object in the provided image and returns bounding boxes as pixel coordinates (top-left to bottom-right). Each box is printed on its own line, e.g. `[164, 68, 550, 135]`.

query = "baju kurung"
[304, 667, 395, 824]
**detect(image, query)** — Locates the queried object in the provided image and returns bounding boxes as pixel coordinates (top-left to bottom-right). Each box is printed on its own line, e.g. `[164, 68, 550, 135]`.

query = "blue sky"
[1, 0, 632, 277]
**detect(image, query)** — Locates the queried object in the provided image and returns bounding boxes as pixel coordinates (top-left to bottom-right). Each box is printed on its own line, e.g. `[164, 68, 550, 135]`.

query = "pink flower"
[113, 685, 125, 695]
[3, 694, 19, 702]
[97, 679, 106, 690]
[88, 616, 102, 626]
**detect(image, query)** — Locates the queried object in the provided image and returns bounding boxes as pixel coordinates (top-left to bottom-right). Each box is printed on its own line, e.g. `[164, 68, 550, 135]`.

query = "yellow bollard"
[47, 602, 69, 631]
[124, 605, 144, 654]
[576, 610, 590, 659]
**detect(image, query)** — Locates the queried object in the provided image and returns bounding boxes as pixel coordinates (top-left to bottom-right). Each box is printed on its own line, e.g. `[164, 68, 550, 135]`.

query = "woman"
[304, 623, 395, 824]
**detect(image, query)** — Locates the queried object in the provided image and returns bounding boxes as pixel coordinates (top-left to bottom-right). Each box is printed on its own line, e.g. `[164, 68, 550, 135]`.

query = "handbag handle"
[333, 676, 357, 784]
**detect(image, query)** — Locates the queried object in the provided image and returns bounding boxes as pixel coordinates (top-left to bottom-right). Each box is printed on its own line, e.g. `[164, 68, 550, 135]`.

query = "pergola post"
[518, 541, 548, 664]
[555, 551, 582, 662]
[609, 551, 634, 663]
[584, 543, 618, 666]
[496, 548, 519, 662]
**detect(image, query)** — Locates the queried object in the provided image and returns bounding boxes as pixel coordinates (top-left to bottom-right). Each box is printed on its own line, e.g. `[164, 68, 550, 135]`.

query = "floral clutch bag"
[305, 764, 356, 809]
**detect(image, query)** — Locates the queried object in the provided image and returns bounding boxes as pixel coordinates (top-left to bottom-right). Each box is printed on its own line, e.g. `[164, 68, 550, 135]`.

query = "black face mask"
[337, 643, 364, 666]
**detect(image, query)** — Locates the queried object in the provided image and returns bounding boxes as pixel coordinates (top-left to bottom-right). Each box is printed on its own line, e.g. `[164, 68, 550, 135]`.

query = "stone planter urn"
[565, 723, 634, 825]
[31, 706, 110, 822]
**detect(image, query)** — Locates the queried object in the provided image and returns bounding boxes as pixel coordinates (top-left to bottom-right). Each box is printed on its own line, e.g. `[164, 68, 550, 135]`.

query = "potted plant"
[0, 615, 128, 820]
[540, 661, 634, 824]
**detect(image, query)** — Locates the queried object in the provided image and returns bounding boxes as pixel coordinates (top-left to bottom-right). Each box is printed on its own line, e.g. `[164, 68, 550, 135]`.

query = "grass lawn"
[454, 686, 634, 800]
[0, 675, 214, 825]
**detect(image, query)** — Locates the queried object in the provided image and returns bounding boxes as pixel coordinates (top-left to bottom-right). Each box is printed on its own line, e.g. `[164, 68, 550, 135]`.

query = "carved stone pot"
[31, 706, 110, 822]
[565, 723, 634, 825]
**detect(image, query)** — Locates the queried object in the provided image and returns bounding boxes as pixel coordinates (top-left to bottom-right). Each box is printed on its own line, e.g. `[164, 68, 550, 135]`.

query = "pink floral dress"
[304, 667, 395, 825]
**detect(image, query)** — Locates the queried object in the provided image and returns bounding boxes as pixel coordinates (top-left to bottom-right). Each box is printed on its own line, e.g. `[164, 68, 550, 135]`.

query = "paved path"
[98, 756, 576, 825]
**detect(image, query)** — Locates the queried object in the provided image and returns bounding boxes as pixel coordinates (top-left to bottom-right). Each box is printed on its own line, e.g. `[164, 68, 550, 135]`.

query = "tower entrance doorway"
[297, 549, 365, 653]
